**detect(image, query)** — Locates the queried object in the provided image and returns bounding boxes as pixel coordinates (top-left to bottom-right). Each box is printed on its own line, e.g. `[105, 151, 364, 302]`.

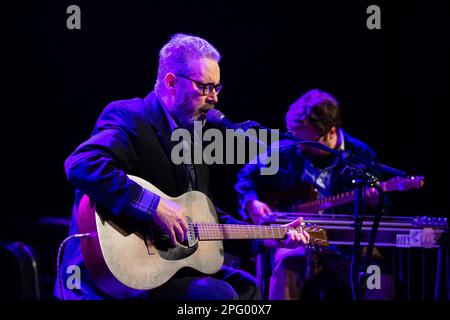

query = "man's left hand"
[263, 217, 310, 249]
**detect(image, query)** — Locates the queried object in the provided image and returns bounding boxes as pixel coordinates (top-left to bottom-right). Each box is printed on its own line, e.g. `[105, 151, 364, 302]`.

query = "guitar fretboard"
[296, 191, 355, 212]
[193, 224, 288, 240]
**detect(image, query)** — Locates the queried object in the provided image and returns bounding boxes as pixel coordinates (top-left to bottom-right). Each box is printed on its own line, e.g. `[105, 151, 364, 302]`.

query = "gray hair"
[156, 33, 221, 90]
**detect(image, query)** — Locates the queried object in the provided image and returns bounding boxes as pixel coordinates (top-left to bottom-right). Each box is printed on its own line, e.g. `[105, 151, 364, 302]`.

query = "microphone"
[205, 109, 268, 148]
[205, 109, 242, 130]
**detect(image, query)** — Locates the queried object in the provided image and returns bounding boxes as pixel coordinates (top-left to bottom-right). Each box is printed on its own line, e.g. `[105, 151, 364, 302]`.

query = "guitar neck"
[296, 191, 355, 212]
[194, 224, 289, 240]
[295, 176, 424, 212]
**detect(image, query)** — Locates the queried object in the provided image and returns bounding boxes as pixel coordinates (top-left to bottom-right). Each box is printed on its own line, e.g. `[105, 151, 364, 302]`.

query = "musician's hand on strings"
[154, 198, 189, 246]
[263, 217, 310, 249]
[245, 200, 276, 225]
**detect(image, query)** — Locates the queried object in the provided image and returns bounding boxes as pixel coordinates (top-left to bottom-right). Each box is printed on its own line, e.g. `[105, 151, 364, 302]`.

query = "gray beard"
[172, 105, 195, 131]
[173, 101, 214, 132]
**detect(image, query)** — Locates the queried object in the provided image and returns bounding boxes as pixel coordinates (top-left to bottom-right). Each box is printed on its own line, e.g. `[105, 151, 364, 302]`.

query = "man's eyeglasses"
[290, 128, 329, 142]
[176, 75, 222, 96]
[309, 133, 326, 142]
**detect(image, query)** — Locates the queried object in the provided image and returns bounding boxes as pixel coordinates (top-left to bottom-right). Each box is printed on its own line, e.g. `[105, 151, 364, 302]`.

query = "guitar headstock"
[301, 226, 329, 248]
[380, 176, 424, 192]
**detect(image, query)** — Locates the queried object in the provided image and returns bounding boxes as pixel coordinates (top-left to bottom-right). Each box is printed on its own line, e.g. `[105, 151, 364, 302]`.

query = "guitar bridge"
[186, 217, 198, 247]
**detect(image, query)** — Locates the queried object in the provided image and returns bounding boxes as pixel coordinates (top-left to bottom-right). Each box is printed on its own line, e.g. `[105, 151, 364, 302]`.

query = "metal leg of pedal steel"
[407, 249, 411, 300]
[445, 245, 450, 301]
[398, 248, 405, 299]
[392, 248, 397, 298]
[422, 249, 426, 300]
[434, 247, 442, 300]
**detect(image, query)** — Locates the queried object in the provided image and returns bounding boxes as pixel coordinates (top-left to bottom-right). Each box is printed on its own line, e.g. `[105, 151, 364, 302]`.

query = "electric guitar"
[78, 175, 328, 298]
[260, 176, 424, 213]
[295, 176, 424, 212]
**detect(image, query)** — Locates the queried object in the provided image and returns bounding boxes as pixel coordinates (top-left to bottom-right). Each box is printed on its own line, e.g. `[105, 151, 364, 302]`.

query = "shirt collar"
[336, 128, 345, 151]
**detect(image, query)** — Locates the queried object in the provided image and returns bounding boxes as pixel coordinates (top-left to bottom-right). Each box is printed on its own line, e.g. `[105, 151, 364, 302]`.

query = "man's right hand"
[245, 199, 275, 225]
[154, 198, 189, 247]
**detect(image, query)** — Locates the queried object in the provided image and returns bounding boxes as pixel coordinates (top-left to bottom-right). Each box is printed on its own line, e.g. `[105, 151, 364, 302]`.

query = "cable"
[57, 233, 90, 300]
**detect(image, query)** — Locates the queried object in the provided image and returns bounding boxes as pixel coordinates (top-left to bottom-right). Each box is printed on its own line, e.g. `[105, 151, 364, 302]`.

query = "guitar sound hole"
[156, 239, 199, 261]
[155, 217, 199, 260]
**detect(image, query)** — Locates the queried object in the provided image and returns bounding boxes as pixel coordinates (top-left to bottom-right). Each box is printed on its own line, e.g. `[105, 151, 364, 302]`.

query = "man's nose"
[206, 90, 219, 104]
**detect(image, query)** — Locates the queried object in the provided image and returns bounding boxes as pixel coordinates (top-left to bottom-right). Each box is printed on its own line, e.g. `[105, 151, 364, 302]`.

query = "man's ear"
[323, 126, 337, 143]
[326, 126, 338, 147]
[164, 73, 176, 89]
[329, 126, 337, 137]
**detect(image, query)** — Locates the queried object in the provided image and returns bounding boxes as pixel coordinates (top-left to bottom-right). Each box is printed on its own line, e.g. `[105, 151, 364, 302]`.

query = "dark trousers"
[144, 266, 261, 300]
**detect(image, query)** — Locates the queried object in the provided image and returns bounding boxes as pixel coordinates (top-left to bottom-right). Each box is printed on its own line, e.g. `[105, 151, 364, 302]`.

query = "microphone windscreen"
[205, 109, 225, 126]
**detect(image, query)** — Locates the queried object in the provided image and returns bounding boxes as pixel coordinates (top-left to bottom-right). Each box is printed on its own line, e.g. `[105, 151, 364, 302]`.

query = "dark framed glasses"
[176, 74, 222, 96]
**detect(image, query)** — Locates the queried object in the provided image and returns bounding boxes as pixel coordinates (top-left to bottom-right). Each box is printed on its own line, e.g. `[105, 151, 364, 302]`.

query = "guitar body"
[78, 175, 224, 298]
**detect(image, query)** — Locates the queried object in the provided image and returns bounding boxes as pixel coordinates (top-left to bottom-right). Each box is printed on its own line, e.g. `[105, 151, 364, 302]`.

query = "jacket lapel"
[143, 91, 188, 194]
[194, 163, 209, 193]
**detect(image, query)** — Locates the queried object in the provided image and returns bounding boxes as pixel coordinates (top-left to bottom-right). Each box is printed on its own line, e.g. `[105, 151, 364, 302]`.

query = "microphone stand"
[342, 167, 367, 300]
[248, 123, 406, 300]
[359, 186, 385, 299]
[352, 175, 364, 300]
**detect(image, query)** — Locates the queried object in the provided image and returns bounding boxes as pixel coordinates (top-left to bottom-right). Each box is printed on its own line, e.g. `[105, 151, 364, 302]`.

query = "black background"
[3, 0, 450, 299]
